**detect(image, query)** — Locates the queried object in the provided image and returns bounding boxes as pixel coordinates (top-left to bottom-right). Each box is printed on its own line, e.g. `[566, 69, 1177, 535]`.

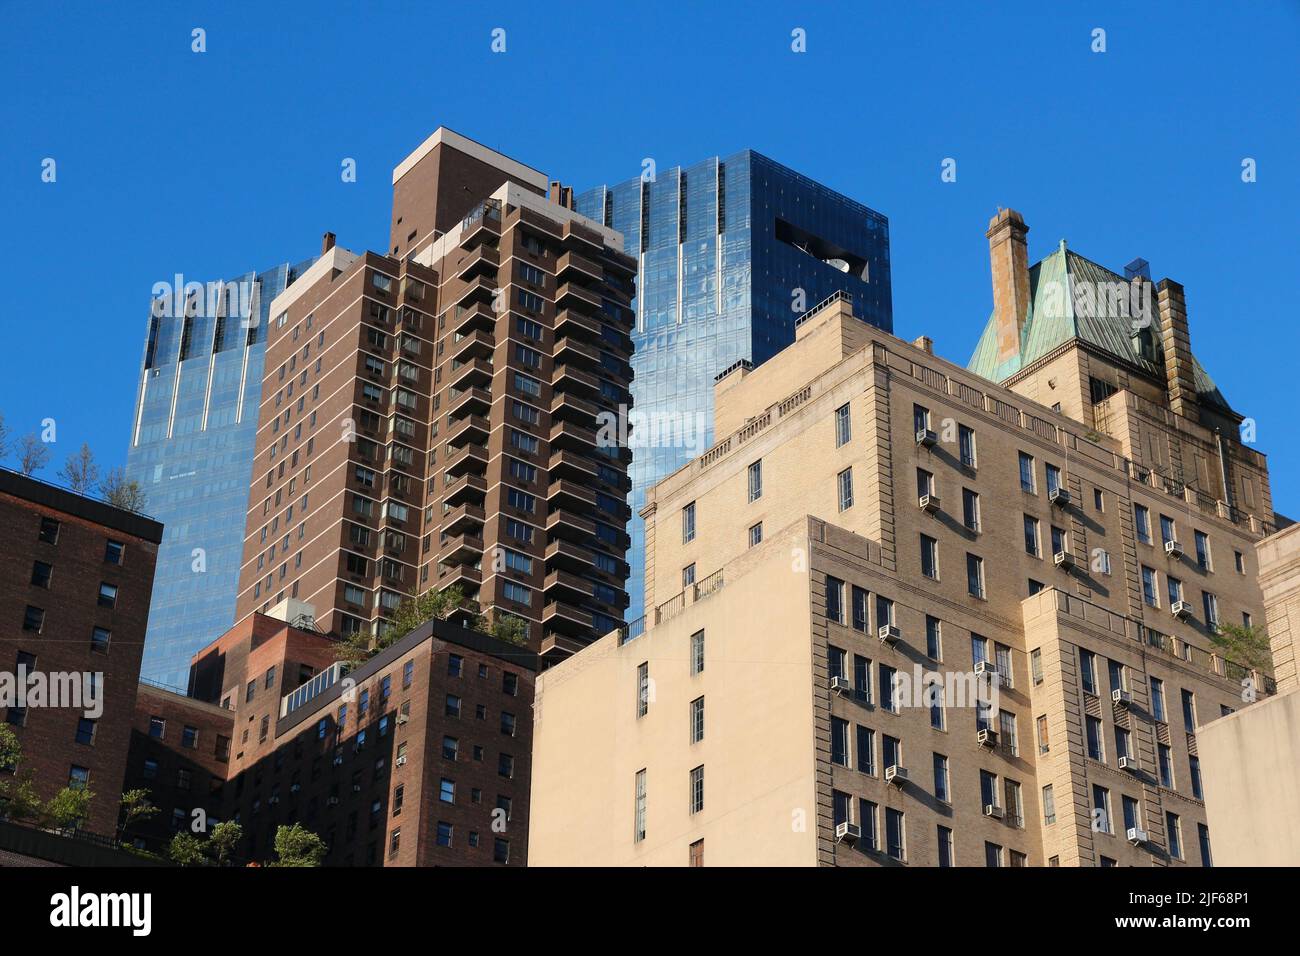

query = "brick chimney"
[1156, 278, 1199, 419]
[322, 231, 336, 254]
[549, 180, 574, 210]
[987, 208, 1032, 366]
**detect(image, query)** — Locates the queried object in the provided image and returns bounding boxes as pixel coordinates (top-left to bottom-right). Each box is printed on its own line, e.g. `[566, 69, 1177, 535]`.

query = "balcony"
[549, 419, 598, 453]
[443, 472, 487, 507]
[451, 274, 497, 309]
[549, 449, 598, 481]
[440, 503, 485, 537]
[554, 334, 600, 368]
[553, 362, 600, 394]
[556, 280, 602, 314]
[439, 561, 482, 589]
[542, 599, 594, 633]
[438, 533, 484, 566]
[553, 307, 602, 341]
[547, 478, 597, 510]
[445, 441, 488, 477]
[561, 220, 604, 254]
[540, 629, 589, 666]
[447, 385, 491, 420]
[451, 300, 496, 336]
[556, 250, 603, 284]
[461, 202, 501, 247]
[448, 356, 493, 392]
[550, 390, 599, 425]
[546, 508, 596, 542]
[449, 329, 495, 364]
[453, 244, 500, 282]
[544, 569, 594, 603]
[545, 539, 595, 573]
[446, 413, 489, 449]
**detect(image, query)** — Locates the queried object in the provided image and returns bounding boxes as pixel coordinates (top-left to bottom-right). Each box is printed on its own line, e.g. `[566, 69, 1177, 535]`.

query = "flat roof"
[392, 127, 549, 191]
[0, 467, 163, 543]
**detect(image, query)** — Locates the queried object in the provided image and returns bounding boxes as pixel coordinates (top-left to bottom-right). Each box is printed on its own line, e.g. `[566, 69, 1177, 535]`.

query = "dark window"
[38, 517, 61, 544]
[31, 561, 53, 588]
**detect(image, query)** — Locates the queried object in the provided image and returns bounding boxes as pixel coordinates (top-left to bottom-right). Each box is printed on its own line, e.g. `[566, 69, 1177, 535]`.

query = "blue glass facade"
[126, 259, 314, 689]
[576, 151, 891, 622]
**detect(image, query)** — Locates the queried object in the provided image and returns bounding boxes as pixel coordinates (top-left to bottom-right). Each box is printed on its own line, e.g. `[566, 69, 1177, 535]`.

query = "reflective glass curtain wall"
[576, 151, 891, 622]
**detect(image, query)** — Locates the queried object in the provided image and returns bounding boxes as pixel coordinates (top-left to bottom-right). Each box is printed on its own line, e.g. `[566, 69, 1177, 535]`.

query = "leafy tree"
[0, 776, 43, 823]
[58, 443, 99, 494]
[43, 786, 94, 830]
[17, 434, 48, 476]
[490, 613, 529, 647]
[207, 821, 244, 866]
[117, 788, 159, 840]
[271, 823, 327, 867]
[1212, 622, 1273, 674]
[0, 725, 19, 773]
[100, 467, 148, 512]
[0, 411, 10, 463]
[168, 832, 209, 866]
[336, 585, 472, 665]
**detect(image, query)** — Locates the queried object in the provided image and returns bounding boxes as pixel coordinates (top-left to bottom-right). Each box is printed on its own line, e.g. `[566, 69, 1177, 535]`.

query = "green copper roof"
[966, 242, 1234, 414]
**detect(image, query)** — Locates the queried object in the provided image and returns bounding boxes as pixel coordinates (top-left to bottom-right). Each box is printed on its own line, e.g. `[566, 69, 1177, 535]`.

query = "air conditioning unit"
[396, 755, 407, 767]
[885, 765, 908, 787]
[396, 714, 409, 725]
[977, 728, 998, 748]
[974, 660, 998, 682]
[1054, 550, 1074, 570]
[326, 796, 339, 806]
[1165, 540, 1184, 559]
[1171, 600, 1192, 620]
[835, 821, 861, 844]
[352, 784, 362, 793]
[878, 624, 901, 647]
[918, 494, 941, 514]
[829, 675, 852, 695]
[290, 783, 301, 793]
[1127, 827, 1148, 846]
[915, 428, 937, 448]
[1113, 689, 1132, 707]
[984, 804, 1004, 819]
[1049, 487, 1071, 507]
[1118, 756, 1135, 771]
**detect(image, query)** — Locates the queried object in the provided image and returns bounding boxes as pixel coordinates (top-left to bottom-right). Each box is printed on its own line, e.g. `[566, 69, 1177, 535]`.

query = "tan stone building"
[530, 210, 1280, 866]
[1198, 522, 1300, 866]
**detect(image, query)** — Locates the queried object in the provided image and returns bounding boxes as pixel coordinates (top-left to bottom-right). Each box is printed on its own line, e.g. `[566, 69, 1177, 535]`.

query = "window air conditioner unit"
[835, 821, 861, 844]
[977, 728, 998, 748]
[1118, 756, 1135, 771]
[915, 428, 937, 448]
[1054, 550, 1074, 570]
[1112, 689, 1132, 707]
[352, 784, 362, 793]
[396, 713, 409, 724]
[396, 756, 407, 767]
[918, 494, 941, 514]
[885, 765, 908, 787]
[1171, 600, 1192, 620]
[1127, 827, 1148, 846]
[984, 804, 1004, 819]
[830, 675, 852, 695]
[1165, 540, 1184, 559]
[878, 624, 901, 647]
[974, 660, 998, 682]
[1049, 487, 1071, 507]
[327, 796, 339, 806]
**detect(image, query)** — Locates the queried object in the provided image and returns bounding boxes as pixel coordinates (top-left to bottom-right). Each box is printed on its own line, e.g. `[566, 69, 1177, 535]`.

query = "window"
[1093, 488, 1104, 511]
[690, 697, 705, 744]
[1166, 812, 1183, 859]
[98, 583, 118, 608]
[22, 605, 44, 633]
[853, 656, 871, 704]
[681, 564, 695, 588]
[75, 718, 96, 746]
[149, 716, 165, 739]
[748, 522, 762, 548]
[927, 681, 944, 729]
[690, 630, 704, 675]
[985, 842, 1003, 868]
[1160, 514, 1176, 547]
[90, 626, 110, 653]
[856, 726, 875, 775]
[636, 663, 649, 718]
[1195, 531, 1211, 570]
[1092, 785, 1112, 834]
[830, 716, 850, 767]
[1045, 463, 1062, 496]
[445, 694, 461, 718]
[68, 766, 90, 791]
[1051, 525, 1067, 557]
[1037, 715, 1049, 754]
[920, 535, 939, 579]
[959, 425, 977, 468]
[181, 725, 199, 750]
[38, 517, 60, 544]
[913, 404, 930, 435]
[1202, 591, 1219, 628]
[966, 553, 985, 599]
[1189, 755, 1203, 799]
[104, 540, 125, 565]
[885, 808, 905, 861]
[688, 765, 705, 814]
[634, 770, 647, 842]
[1031, 648, 1043, 684]
[1122, 795, 1140, 833]
[859, 800, 879, 852]
[682, 502, 695, 543]
[31, 561, 52, 588]
[436, 822, 453, 847]
[498, 753, 514, 779]
[834, 403, 851, 446]
[1023, 515, 1040, 556]
[1018, 452, 1036, 492]
[879, 665, 897, 713]
[1114, 725, 1131, 762]
[1182, 689, 1196, 731]
[1234, 550, 1245, 573]
[962, 488, 980, 532]
[1141, 565, 1158, 606]
[747, 460, 762, 502]
[883, 735, 901, 771]
[999, 711, 1018, 756]
[851, 587, 869, 632]
[1086, 715, 1104, 761]
[689, 840, 704, 867]
[825, 576, 844, 624]
[1198, 824, 1213, 867]
[925, 616, 941, 660]
[916, 467, 934, 498]
[1135, 504, 1152, 544]
[933, 753, 949, 802]
[938, 826, 954, 867]
[1108, 659, 1126, 694]
[1043, 784, 1056, 825]
[1167, 575, 1183, 607]
[828, 645, 846, 682]
[1158, 744, 1174, 788]
[837, 468, 854, 511]
[1005, 779, 1024, 827]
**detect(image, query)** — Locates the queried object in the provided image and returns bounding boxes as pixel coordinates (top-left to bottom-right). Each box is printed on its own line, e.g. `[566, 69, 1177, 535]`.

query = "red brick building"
[0, 468, 163, 835]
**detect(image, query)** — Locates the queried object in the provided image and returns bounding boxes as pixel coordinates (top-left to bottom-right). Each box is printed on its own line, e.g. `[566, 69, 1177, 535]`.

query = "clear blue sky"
[2, 1, 1297, 512]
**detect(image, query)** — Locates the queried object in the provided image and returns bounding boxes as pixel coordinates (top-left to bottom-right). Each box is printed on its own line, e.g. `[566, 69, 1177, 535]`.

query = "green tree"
[271, 823, 327, 867]
[336, 585, 472, 665]
[168, 832, 209, 866]
[489, 613, 529, 647]
[1212, 622, 1273, 674]
[0, 727, 41, 823]
[0, 725, 19, 773]
[99, 467, 148, 512]
[117, 788, 159, 841]
[207, 820, 244, 866]
[43, 786, 94, 830]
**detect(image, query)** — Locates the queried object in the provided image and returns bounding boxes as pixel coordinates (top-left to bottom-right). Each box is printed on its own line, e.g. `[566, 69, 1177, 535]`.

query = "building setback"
[529, 210, 1277, 866]
[575, 152, 892, 623]
[127, 259, 315, 690]
[0, 468, 163, 836]
[233, 129, 637, 665]
[121, 604, 536, 866]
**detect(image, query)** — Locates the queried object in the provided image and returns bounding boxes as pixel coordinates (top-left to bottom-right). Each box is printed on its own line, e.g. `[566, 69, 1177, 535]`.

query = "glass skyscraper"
[576, 150, 892, 622]
[126, 259, 314, 689]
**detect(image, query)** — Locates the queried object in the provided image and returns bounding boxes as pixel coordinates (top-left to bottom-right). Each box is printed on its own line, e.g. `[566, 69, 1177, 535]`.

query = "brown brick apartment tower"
[233, 129, 636, 665]
[0, 468, 163, 836]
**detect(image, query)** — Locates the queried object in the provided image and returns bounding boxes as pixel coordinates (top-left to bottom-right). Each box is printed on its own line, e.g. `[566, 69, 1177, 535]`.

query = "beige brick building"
[530, 209, 1280, 866]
